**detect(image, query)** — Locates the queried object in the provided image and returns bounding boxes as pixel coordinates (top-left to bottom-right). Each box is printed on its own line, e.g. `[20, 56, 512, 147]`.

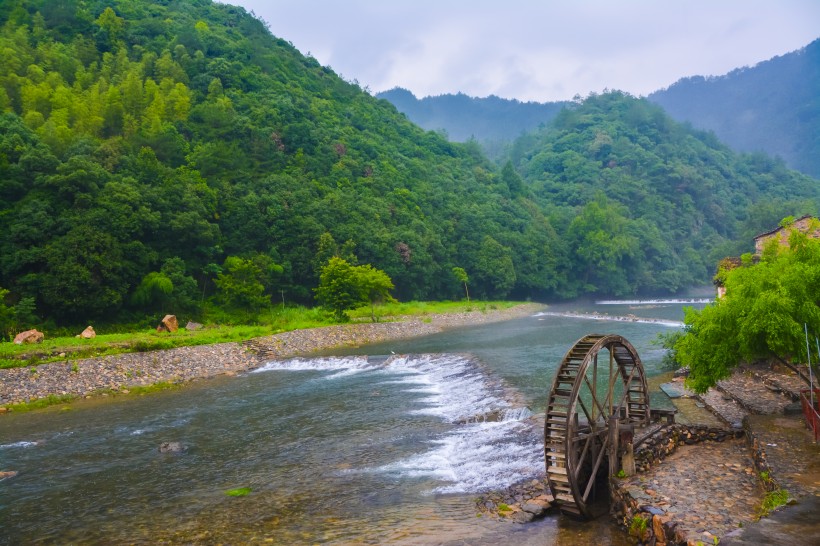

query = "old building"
[715, 215, 819, 298]
[753, 215, 820, 255]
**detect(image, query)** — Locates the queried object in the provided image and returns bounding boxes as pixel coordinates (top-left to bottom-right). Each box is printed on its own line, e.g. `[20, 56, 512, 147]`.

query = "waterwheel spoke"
[582, 435, 610, 502]
[583, 374, 608, 422]
[612, 364, 639, 414]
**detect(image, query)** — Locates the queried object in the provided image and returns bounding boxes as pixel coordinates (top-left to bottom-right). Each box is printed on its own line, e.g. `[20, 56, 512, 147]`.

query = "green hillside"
[649, 38, 820, 179]
[0, 0, 564, 326]
[505, 92, 820, 297]
[0, 1, 817, 330]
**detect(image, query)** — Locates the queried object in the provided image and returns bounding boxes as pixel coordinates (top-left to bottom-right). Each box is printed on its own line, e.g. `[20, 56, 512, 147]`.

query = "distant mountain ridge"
[376, 87, 568, 144]
[379, 40, 820, 179]
[648, 38, 820, 178]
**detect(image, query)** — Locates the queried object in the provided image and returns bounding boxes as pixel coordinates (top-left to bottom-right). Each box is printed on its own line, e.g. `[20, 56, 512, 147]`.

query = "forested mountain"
[0, 0, 569, 326]
[649, 38, 820, 178]
[504, 92, 820, 297]
[376, 87, 567, 156]
[0, 1, 817, 329]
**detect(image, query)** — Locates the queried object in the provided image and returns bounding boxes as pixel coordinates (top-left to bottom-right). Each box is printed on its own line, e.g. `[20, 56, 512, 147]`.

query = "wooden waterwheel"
[544, 334, 650, 517]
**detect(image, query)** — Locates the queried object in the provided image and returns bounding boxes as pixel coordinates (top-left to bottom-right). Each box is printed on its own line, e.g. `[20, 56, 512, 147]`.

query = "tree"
[214, 256, 268, 313]
[131, 271, 174, 311]
[452, 266, 470, 303]
[315, 257, 395, 321]
[674, 224, 820, 392]
[473, 236, 516, 298]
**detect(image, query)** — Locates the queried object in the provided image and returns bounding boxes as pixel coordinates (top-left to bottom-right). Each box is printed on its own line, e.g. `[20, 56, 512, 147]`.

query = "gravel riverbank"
[0, 303, 543, 408]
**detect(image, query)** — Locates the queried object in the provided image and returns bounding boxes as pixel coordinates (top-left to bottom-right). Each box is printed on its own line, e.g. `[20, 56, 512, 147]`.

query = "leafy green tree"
[473, 236, 516, 298]
[315, 257, 394, 321]
[675, 224, 820, 392]
[357, 263, 396, 322]
[214, 256, 268, 313]
[131, 271, 173, 311]
[0, 288, 14, 341]
[452, 266, 470, 302]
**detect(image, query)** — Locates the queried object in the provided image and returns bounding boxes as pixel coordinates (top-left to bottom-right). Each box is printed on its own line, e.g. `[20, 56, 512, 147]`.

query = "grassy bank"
[1, 301, 523, 370]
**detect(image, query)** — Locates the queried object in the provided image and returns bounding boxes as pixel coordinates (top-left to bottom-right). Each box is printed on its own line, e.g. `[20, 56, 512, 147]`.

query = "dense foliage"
[674, 222, 820, 392]
[650, 38, 820, 178]
[0, 0, 816, 331]
[315, 257, 394, 321]
[0, 0, 565, 327]
[505, 92, 820, 297]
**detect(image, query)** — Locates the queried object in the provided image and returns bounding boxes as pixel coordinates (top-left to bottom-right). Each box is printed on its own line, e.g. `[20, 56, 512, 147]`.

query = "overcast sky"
[227, 1, 820, 103]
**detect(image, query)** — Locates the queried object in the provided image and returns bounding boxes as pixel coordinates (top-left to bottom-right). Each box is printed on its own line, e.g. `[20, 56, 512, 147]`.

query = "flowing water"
[0, 297, 710, 545]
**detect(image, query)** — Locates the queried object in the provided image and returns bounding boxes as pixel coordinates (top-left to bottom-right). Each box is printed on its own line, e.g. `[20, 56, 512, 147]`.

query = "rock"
[185, 321, 203, 331]
[521, 501, 547, 515]
[80, 326, 96, 339]
[653, 514, 666, 540]
[512, 510, 534, 523]
[13, 329, 44, 344]
[783, 402, 803, 415]
[156, 315, 179, 333]
[158, 441, 187, 453]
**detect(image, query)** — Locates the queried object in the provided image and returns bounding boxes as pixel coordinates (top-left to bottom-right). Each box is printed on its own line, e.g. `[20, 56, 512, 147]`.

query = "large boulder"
[156, 314, 178, 333]
[80, 325, 96, 339]
[13, 329, 44, 345]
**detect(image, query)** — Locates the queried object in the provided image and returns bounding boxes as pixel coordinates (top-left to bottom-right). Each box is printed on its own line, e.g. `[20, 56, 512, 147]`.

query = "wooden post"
[609, 416, 620, 478]
[619, 424, 636, 476]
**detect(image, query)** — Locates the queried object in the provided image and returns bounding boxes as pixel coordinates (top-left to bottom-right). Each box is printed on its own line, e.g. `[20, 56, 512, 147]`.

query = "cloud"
[231, 0, 820, 101]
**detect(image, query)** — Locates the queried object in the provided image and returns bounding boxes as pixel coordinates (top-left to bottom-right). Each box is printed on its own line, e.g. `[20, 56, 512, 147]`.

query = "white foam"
[370, 354, 541, 493]
[533, 311, 682, 327]
[384, 354, 507, 423]
[251, 356, 374, 378]
[376, 420, 542, 494]
[595, 298, 712, 305]
[0, 441, 37, 449]
[252, 352, 540, 494]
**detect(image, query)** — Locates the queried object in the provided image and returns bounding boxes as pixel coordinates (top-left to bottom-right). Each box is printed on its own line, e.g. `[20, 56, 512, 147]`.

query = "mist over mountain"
[648, 38, 820, 178]
[376, 88, 568, 154]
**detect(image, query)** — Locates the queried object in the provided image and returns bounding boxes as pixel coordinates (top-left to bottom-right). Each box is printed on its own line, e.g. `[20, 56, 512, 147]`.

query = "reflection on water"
[0, 298, 708, 544]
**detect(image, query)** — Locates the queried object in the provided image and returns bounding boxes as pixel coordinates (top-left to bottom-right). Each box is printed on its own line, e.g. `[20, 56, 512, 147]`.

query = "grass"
[0, 307, 330, 369]
[1, 301, 526, 370]
[629, 514, 648, 536]
[758, 488, 789, 518]
[225, 487, 252, 497]
[346, 300, 519, 321]
[3, 394, 76, 413]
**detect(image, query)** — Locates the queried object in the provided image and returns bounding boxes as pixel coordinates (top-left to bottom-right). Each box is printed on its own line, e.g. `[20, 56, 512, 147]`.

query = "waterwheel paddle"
[544, 334, 650, 517]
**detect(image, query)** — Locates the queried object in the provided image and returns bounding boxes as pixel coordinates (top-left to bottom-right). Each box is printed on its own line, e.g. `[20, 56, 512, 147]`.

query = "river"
[0, 297, 710, 545]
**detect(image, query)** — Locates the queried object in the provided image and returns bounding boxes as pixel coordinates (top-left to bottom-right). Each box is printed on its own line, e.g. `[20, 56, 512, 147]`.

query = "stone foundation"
[610, 424, 744, 545]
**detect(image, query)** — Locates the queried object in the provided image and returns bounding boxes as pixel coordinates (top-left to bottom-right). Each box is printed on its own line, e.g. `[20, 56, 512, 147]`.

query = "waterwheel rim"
[544, 334, 649, 518]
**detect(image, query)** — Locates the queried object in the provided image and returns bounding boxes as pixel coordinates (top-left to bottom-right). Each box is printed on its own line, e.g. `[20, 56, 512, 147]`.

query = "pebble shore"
[0, 303, 544, 408]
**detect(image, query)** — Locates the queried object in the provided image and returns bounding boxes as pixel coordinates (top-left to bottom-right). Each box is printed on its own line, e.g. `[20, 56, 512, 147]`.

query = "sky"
[227, 1, 820, 103]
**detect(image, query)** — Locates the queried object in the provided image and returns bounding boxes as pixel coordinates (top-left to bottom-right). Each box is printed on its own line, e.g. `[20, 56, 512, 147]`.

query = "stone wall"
[610, 424, 744, 545]
[742, 417, 781, 493]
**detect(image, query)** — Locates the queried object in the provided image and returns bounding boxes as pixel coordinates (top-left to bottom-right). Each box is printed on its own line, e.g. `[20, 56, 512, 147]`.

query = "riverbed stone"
[158, 442, 187, 453]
